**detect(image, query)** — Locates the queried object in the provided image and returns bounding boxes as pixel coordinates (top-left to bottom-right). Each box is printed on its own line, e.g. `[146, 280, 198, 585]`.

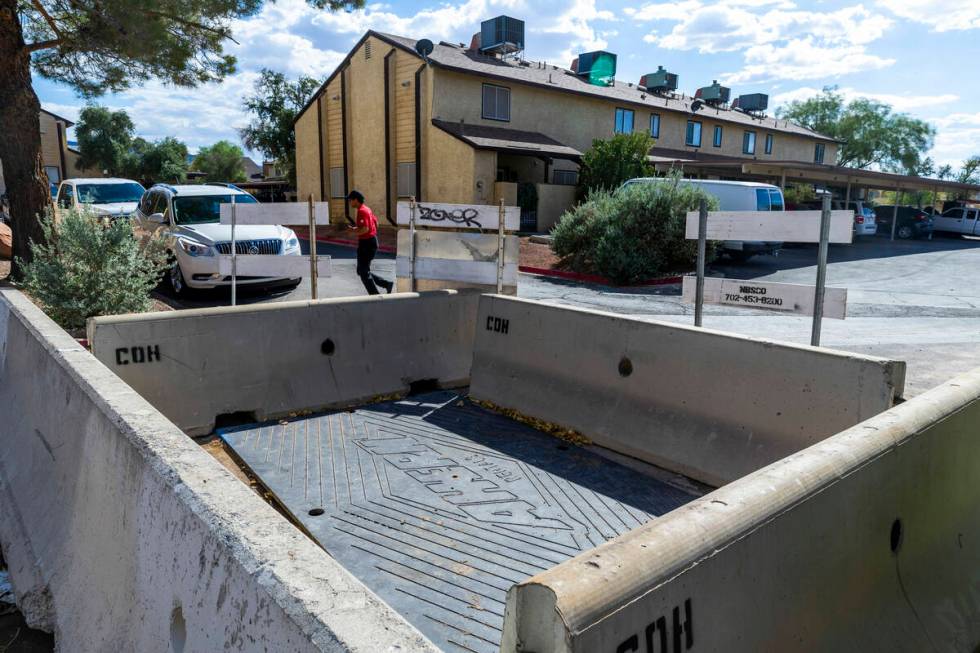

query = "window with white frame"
[814, 143, 826, 163]
[649, 113, 660, 138]
[743, 131, 756, 155]
[765, 133, 773, 154]
[482, 84, 511, 121]
[614, 108, 634, 134]
[686, 121, 702, 147]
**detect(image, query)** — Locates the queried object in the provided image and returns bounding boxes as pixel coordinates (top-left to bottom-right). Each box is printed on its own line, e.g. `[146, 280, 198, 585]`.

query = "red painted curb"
[295, 229, 397, 254]
[518, 265, 682, 287]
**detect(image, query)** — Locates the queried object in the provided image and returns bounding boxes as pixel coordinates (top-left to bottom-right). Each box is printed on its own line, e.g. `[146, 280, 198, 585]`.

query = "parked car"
[132, 184, 302, 296]
[56, 178, 145, 218]
[622, 178, 785, 261]
[932, 206, 980, 236]
[872, 205, 934, 239]
[797, 199, 877, 237]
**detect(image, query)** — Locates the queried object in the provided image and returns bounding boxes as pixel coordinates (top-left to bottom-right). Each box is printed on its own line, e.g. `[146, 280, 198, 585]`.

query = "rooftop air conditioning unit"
[732, 93, 769, 113]
[640, 66, 678, 94]
[695, 80, 731, 106]
[479, 16, 525, 55]
[575, 50, 617, 86]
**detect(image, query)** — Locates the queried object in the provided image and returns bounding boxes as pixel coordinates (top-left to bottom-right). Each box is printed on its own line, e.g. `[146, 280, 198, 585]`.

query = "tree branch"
[27, 38, 62, 52]
[141, 9, 239, 45]
[30, 0, 64, 39]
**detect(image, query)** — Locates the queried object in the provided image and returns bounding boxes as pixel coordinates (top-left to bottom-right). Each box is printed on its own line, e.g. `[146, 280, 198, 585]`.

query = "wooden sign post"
[687, 199, 852, 345]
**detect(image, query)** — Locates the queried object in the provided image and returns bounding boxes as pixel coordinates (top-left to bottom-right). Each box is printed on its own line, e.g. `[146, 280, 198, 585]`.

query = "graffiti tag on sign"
[418, 205, 482, 228]
[115, 345, 160, 365]
[486, 315, 509, 334]
[616, 598, 693, 653]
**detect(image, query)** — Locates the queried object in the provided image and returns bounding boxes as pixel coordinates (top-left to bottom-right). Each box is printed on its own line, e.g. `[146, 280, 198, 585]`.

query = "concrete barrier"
[88, 290, 480, 435]
[470, 295, 905, 486]
[500, 367, 980, 652]
[0, 288, 438, 652]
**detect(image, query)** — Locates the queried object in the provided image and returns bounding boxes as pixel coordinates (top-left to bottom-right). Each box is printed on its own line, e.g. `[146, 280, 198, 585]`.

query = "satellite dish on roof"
[415, 39, 434, 60]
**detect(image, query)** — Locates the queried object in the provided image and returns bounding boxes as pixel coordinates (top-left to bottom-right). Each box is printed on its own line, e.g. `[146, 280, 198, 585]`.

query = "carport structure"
[649, 147, 980, 239]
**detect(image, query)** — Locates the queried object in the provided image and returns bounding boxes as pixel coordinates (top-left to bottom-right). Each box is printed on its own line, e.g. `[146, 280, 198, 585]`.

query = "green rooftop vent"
[574, 51, 617, 86]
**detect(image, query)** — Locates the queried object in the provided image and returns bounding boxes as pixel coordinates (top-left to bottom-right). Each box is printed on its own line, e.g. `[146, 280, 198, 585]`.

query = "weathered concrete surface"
[88, 290, 480, 435]
[470, 295, 905, 486]
[500, 366, 980, 653]
[0, 288, 438, 652]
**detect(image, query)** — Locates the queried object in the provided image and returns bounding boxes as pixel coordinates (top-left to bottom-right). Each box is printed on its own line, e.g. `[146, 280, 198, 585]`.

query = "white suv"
[56, 178, 145, 218]
[132, 184, 302, 295]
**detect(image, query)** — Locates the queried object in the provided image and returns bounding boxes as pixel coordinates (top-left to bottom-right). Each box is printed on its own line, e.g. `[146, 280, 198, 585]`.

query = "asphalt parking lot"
[162, 233, 980, 397]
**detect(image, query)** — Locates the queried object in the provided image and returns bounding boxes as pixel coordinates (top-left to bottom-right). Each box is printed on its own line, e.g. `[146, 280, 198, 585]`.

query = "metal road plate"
[220, 391, 699, 653]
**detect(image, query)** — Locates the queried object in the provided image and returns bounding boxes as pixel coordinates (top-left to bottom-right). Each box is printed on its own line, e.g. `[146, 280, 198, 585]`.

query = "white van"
[622, 178, 785, 261]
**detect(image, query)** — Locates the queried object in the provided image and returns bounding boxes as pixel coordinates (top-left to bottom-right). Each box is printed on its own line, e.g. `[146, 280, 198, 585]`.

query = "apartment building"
[294, 19, 839, 229]
[0, 109, 101, 196]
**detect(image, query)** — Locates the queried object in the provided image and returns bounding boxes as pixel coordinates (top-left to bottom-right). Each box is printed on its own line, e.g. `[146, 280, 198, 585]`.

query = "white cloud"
[722, 38, 895, 84]
[876, 0, 980, 32]
[629, 2, 894, 83]
[929, 112, 980, 166]
[771, 86, 959, 111]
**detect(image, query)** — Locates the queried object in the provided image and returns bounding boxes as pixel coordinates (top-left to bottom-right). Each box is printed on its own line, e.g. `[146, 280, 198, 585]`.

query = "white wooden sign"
[395, 229, 518, 287]
[217, 255, 331, 278]
[395, 258, 518, 286]
[685, 210, 853, 243]
[396, 201, 520, 231]
[682, 276, 847, 319]
[219, 202, 330, 225]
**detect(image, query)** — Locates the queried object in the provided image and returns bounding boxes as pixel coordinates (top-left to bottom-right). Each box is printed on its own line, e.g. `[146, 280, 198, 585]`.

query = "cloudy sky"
[35, 0, 980, 169]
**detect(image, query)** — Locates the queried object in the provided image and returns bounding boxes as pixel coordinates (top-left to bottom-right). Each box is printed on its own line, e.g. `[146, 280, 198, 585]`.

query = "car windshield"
[75, 183, 145, 204]
[172, 193, 258, 225]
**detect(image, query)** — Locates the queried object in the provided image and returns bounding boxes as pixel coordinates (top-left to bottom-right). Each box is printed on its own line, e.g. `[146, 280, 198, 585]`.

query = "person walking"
[347, 190, 393, 295]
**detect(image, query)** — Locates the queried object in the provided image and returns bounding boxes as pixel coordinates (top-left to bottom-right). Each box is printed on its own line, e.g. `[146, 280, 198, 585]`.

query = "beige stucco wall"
[430, 69, 838, 165]
[346, 36, 388, 220]
[536, 183, 577, 232]
[295, 103, 321, 202]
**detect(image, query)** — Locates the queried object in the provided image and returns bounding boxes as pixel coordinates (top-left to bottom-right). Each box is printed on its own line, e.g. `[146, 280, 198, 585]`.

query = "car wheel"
[165, 257, 187, 296]
[897, 225, 914, 240]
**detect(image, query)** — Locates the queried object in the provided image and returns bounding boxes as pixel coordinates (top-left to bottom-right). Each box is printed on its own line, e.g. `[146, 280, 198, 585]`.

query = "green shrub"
[576, 133, 654, 201]
[18, 208, 167, 330]
[552, 174, 718, 284]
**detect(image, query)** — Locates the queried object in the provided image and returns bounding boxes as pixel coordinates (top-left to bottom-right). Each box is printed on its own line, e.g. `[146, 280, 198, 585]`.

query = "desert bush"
[552, 174, 718, 284]
[576, 132, 654, 201]
[18, 207, 167, 330]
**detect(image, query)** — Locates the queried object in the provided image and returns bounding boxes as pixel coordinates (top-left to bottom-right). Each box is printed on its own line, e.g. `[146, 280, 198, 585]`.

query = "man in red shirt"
[347, 190, 393, 294]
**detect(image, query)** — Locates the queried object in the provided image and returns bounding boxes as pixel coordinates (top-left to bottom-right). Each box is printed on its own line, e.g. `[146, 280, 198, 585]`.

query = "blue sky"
[35, 0, 980, 169]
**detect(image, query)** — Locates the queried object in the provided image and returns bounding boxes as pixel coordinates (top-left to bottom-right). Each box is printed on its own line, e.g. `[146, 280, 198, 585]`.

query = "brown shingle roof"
[375, 32, 838, 143]
[432, 119, 582, 159]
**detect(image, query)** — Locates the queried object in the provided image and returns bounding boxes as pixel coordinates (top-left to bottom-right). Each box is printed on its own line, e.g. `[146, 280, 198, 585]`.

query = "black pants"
[356, 237, 392, 295]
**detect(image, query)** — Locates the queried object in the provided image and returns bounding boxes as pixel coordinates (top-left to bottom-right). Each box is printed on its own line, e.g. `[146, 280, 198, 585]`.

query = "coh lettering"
[115, 345, 161, 365]
[486, 315, 509, 334]
[616, 598, 693, 653]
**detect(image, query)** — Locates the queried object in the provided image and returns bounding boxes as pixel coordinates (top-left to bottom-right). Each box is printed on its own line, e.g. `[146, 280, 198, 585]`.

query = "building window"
[553, 169, 578, 185]
[397, 162, 417, 197]
[329, 167, 345, 198]
[713, 125, 723, 148]
[43, 165, 61, 184]
[814, 143, 826, 164]
[686, 121, 702, 147]
[482, 84, 511, 121]
[649, 113, 660, 138]
[743, 131, 756, 155]
[614, 108, 634, 134]
[765, 133, 773, 155]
